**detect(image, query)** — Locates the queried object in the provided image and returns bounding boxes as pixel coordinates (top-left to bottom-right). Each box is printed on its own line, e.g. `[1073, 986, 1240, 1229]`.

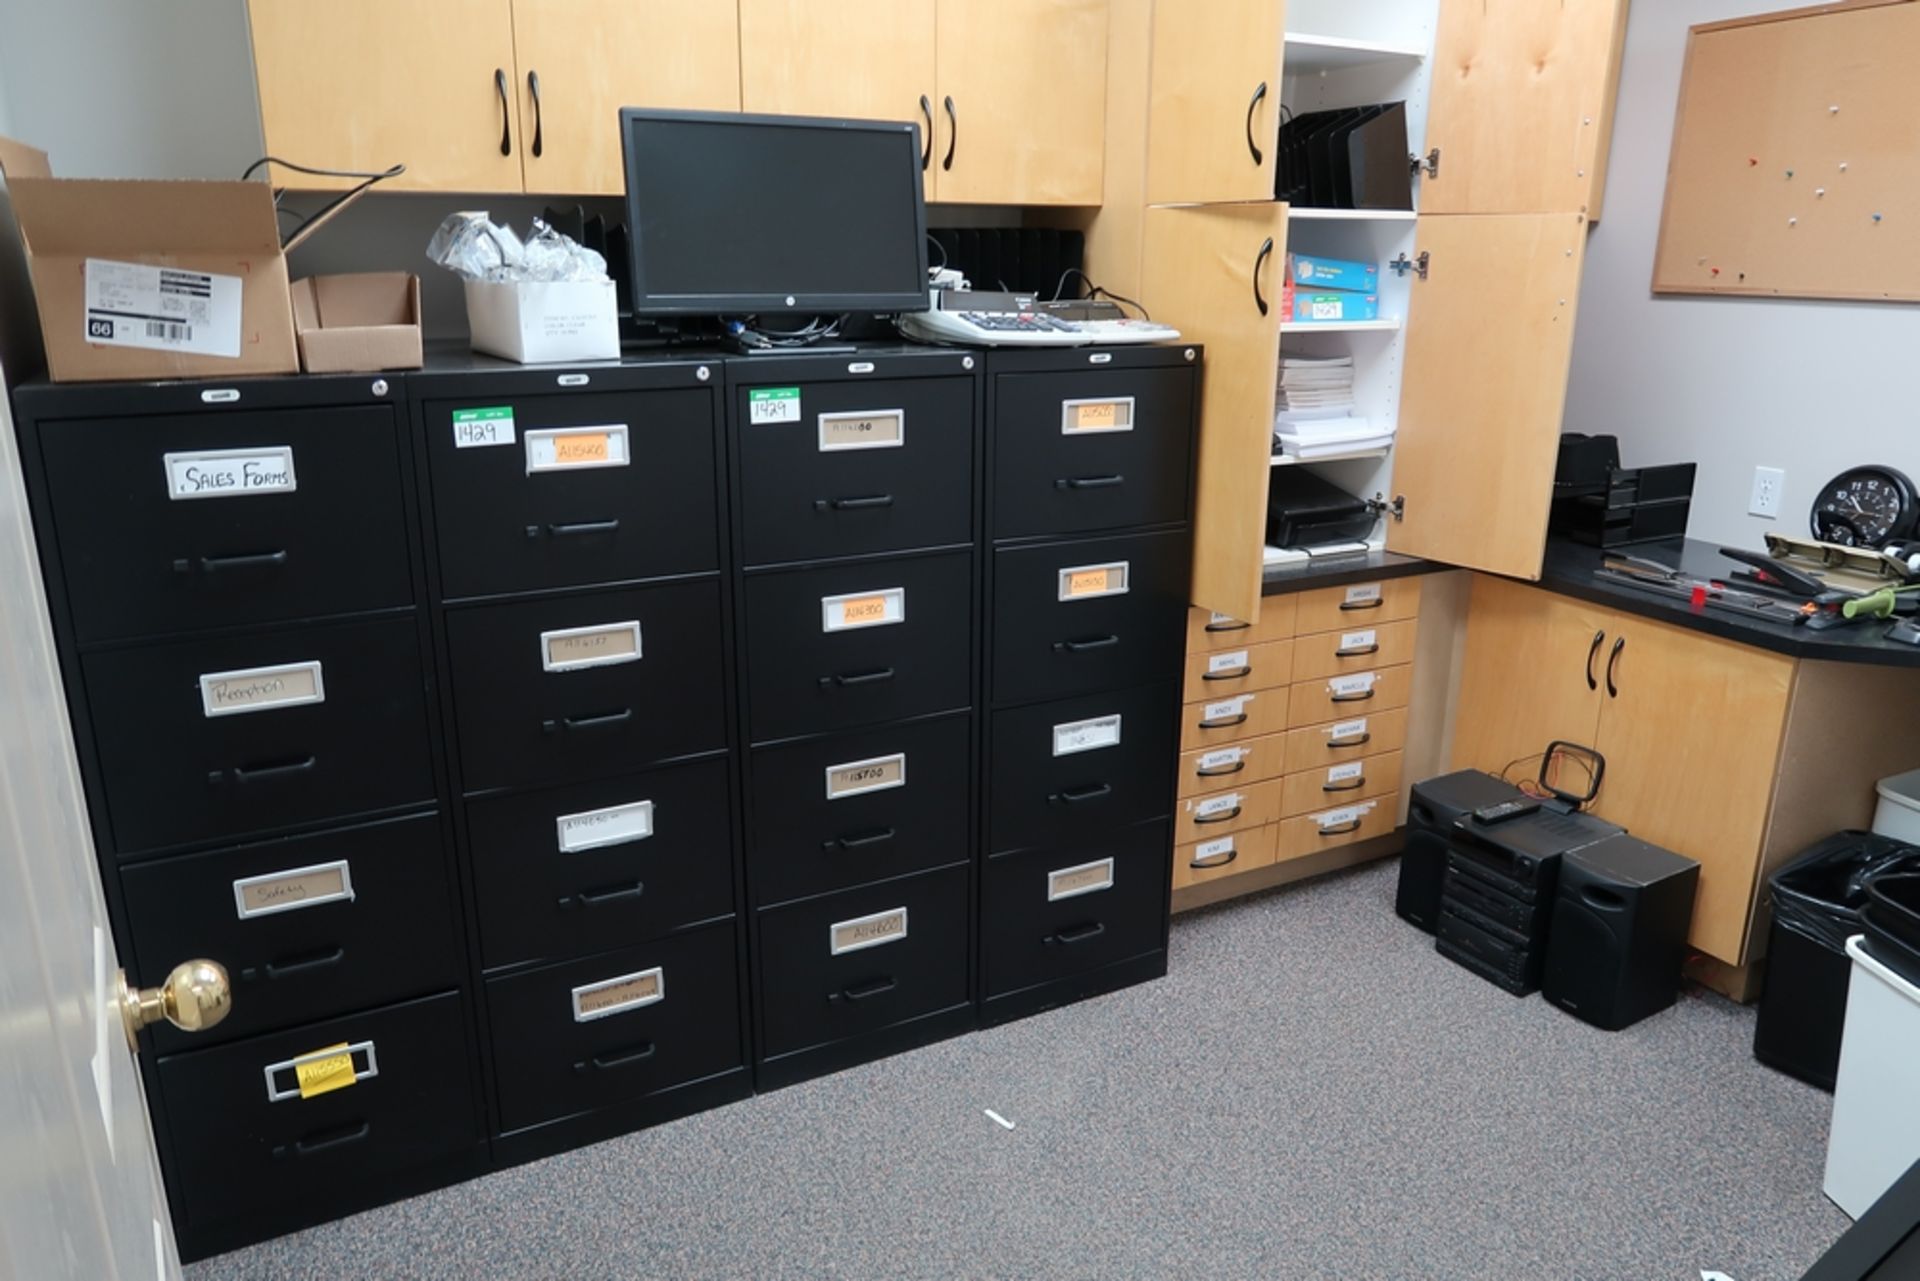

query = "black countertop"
[1537, 537, 1920, 668]
[1261, 548, 1442, 596]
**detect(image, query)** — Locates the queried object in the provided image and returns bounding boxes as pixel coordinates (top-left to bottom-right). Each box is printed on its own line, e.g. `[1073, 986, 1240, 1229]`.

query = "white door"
[0, 360, 200, 1281]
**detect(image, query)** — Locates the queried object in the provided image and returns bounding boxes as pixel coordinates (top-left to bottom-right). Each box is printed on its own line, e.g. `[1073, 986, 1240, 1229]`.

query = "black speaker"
[1398, 771, 1525, 933]
[1543, 833, 1699, 1030]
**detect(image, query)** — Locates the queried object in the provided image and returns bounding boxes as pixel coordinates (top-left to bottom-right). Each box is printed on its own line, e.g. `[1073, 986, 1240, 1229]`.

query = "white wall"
[1564, 0, 1920, 549]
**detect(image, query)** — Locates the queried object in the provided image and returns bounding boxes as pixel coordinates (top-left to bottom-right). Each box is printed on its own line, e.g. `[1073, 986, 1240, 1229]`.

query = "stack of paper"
[1273, 351, 1395, 458]
[1275, 351, 1354, 415]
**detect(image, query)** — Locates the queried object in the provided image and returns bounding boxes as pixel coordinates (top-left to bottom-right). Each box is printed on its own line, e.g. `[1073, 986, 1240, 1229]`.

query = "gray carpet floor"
[186, 860, 1851, 1281]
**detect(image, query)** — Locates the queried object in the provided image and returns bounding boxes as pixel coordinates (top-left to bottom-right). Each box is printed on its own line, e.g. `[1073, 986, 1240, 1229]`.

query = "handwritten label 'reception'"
[164, 446, 296, 500]
[199, 660, 324, 719]
[232, 860, 354, 919]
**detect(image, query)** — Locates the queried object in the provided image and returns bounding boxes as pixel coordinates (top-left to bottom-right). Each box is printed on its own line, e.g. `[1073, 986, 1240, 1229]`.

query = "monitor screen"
[621, 109, 929, 316]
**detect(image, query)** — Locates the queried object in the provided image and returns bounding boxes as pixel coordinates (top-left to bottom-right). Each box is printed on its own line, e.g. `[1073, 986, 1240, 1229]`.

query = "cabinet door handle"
[573, 880, 646, 907]
[193, 550, 289, 574]
[1339, 597, 1384, 612]
[1317, 818, 1364, 836]
[1202, 664, 1252, 681]
[1334, 642, 1380, 658]
[1606, 635, 1625, 698]
[1323, 776, 1365, 793]
[527, 69, 543, 158]
[262, 947, 345, 980]
[1253, 236, 1274, 316]
[919, 95, 933, 171]
[837, 976, 897, 1002]
[1051, 782, 1113, 805]
[1055, 474, 1124, 491]
[1048, 921, 1106, 946]
[1327, 730, 1372, 749]
[1189, 846, 1238, 870]
[1330, 687, 1375, 704]
[546, 518, 619, 538]
[232, 755, 316, 783]
[825, 827, 896, 851]
[578, 1042, 656, 1073]
[942, 96, 957, 170]
[822, 667, 895, 688]
[1194, 804, 1242, 825]
[495, 68, 511, 157]
[1054, 634, 1120, 654]
[286, 1121, 371, 1159]
[1586, 630, 1605, 690]
[815, 494, 894, 511]
[1198, 711, 1248, 730]
[547, 708, 633, 733]
[1203, 618, 1250, 633]
[1196, 759, 1246, 779]
[1245, 81, 1268, 165]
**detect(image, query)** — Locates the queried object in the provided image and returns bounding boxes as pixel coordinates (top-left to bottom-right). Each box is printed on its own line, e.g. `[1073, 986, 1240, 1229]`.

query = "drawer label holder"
[1325, 760, 1366, 791]
[818, 408, 904, 451]
[821, 587, 906, 632]
[232, 860, 354, 919]
[541, 621, 642, 672]
[830, 906, 909, 955]
[1060, 396, 1136, 435]
[1193, 791, 1243, 823]
[525, 423, 630, 473]
[1047, 857, 1115, 901]
[1341, 583, 1384, 610]
[265, 1040, 378, 1103]
[164, 446, 297, 500]
[825, 752, 906, 800]
[1336, 629, 1379, 656]
[1190, 834, 1237, 869]
[572, 967, 665, 1022]
[1313, 800, 1378, 836]
[1328, 672, 1378, 701]
[556, 799, 654, 853]
[1052, 713, 1122, 757]
[1196, 745, 1246, 776]
[1326, 716, 1371, 747]
[1206, 649, 1252, 678]
[1199, 693, 1253, 728]
[199, 660, 324, 719]
[1058, 561, 1130, 601]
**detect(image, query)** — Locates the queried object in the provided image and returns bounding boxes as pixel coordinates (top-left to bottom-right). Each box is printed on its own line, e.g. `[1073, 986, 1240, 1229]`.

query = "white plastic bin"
[1871, 768, 1920, 845]
[1824, 935, 1920, 1218]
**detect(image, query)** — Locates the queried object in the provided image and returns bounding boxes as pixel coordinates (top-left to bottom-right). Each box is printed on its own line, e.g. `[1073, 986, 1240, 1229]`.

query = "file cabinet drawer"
[1185, 596, 1297, 651]
[746, 715, 970, 907]
[1180, 637, 1293, 702]
[1177, 732, 1285, 799]
[736, 376, 975, 566]
[1294, 577, 1421, 634]
[1280, 706, 1410, 774]
[757, 864, 969, 1059]
[1291, 618, 1418, 682]
[445, 581, 727, 792]
[981, 821, 1169, 998]
[1278, 795, 1398, 861]
[1285, 663, 1413, 729]
[85, 616, 435, 855]
[990, 529, 1188, 706]
[1174, 778, 1282, 845]
[40, 406, 413, 642]
[1278, 750, 1404, 819]
[990, 367, 1196, 539]
[1177, 686, 1289, 752]
[1172, 822, 1279, 891]
[987, 684, 1177, 854]
[466, 758, 735, 970]
[123, 813, 456, 1052]
[486, 923, 743, 1134]
[741, 551, 971, 743]
[423, 389, 720, 599]
[156, 991, 478, 1229]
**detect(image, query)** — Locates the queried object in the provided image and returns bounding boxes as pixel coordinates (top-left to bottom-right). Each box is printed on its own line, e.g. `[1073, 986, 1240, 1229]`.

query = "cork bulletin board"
[1653, 0, 1920, 302]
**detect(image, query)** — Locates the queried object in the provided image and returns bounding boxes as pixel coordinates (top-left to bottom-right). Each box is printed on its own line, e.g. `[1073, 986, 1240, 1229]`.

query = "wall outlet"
[1749, 466, 1785, 519]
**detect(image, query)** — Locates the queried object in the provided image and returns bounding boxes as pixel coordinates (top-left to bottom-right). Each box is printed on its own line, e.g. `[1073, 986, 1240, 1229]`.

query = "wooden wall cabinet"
[1144, 0, 1286, 204]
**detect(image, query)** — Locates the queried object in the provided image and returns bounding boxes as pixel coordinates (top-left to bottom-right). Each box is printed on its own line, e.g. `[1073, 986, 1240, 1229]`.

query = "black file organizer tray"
[1550, 462, 1697, 548]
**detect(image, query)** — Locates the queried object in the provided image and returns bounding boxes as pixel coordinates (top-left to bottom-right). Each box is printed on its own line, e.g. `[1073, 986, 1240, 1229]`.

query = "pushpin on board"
[1710, 267, 1720, 276]
[1817, 187, 1826, 198]
[1786, 169, 1795, 178]
[1749, 156, 1759, 166]
[1874, 213, 1884, 223]
[1840, 162, 1850, 172]
[1789, 217, 1798, 226]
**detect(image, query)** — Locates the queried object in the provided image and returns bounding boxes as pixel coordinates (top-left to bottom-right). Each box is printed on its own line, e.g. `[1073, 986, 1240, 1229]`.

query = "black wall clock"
[1810, 465, 1919, 547]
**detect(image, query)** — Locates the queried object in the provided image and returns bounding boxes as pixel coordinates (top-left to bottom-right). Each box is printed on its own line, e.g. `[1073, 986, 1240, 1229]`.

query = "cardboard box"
[290, 272, 423, 373]
[463, 278, 619, 364]
[1289, 292, 1381, 324]
[1289, 252, 1378, 294]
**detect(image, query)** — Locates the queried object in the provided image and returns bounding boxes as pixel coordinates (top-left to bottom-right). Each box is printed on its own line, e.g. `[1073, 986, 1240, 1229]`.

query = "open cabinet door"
[1144, 0, 1287, 205]
[1141, 202, 1287, 623]
[1387, 212, 1587, 579]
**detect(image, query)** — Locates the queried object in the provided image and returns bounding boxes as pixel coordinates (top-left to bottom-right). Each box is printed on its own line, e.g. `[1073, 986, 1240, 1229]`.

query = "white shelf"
[1280, 318, 1402, 334]
[1270, 447, 1392, 467]
[1287, 208, 1418, 223]
[1284, 33, 1427, 75]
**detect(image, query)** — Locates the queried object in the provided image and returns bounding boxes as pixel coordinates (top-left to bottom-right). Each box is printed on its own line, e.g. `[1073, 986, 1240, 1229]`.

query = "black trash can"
[1753, 832, 1920, 1090]
[1865, 873, 1920, 989]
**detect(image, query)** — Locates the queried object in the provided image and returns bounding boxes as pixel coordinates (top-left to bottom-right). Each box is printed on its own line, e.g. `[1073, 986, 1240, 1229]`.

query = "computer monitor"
[619, 108, 929, 317]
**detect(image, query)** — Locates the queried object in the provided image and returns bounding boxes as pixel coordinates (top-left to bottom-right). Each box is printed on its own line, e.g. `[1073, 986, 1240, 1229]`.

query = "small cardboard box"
[290, 272, 423, 373]
[1289, 252, 1378, 294]
[1289, 292, 1381, 324]
[463, 278, 619, 364]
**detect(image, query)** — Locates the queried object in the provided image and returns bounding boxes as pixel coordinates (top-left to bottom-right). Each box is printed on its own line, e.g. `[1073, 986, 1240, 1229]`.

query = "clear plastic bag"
[426, 212, 607, 283]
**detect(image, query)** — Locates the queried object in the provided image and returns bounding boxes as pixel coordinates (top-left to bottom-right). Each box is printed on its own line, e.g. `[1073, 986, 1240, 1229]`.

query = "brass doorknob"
[119, 960, 231, 1051]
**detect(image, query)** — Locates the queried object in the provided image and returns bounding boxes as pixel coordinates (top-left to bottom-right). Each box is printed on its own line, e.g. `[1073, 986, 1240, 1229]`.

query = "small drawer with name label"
[83, 615, 436, 856]
[422, 386, 721, 600]
[1174, 777, 1283, 845]
[122, 812, 458, 1052]
[485, 921, 744, 1135]
[1180, 637, 1293, 702]
[1293, 578, 1421, 634]
[990, 528, 1189, 706]
[740, 550, 971, 744]
[1279, 706, 1410, 774]
[1278, 795, 1399, 861]
[445, 580, 728, 792]
[1278, 749, 1403, 819]
[1290, 618, 1418, 682]
[1177, 731, 1285, 798]
[38, 405, 414, 643]
[756, 863, 970, 1060]
[981, 819, 1170, 998]
[1173, 821, 1280, 890]
[1285, 664, 1413, 730]
[465, 757, 736, 970]
[746, 713, 970, 907]
[735, 375, 975, 566]
[987, 683, 1177, 855]
[1177, 685, 1290, 753]
[1185, 597, 1297, 652]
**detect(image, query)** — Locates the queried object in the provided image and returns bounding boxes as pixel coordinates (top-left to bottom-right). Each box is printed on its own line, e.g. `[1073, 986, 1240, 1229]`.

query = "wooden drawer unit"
[1174, 778, 1282, 845]
[1172, 822, 1279, 891]
[1290, 618, 1419, 683]
[1293, 578, 1421, 635]
[1286, 663, 1413, 730]
[980, 820, 1169, 999]
[1178, 685, 1289, 752]
[734, 374, 975, 567]
[1176, 731, 1285, 799]
[1184, 596, 1297, 651]
[1278, 750, 1404, 820]
[1280, 706, 1410, 775]
[465, 758, 735, 971]
[485, 923, 743, 1135]
[1180, 636, 1293, 702]
[1279, 796, 1398, 861]
[986, 684, 1177, 855]
[991, 528, 1189, 706]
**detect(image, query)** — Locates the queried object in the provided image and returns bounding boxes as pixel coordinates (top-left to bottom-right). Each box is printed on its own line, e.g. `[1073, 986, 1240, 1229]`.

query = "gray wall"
[1564, 0, 1920, 549]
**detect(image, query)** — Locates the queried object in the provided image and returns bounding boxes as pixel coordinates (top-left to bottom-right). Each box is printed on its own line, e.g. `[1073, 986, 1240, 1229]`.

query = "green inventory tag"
[748, 387, 801, 425]
[452, 406, 515, 448]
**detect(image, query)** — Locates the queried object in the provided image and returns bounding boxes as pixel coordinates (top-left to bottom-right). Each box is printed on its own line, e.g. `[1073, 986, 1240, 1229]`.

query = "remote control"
[1472, 799, 1542, 825]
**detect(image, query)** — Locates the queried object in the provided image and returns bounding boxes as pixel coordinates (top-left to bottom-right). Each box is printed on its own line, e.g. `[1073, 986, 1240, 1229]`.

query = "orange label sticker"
[841, 595, 889, 626]
[554, 433, 611, 464]
[294, 1045, 356, 1099]
[1067, 568, 1113, 597]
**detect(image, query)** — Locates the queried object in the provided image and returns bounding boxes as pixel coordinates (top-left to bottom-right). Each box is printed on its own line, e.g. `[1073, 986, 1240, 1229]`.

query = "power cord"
[1049, 267, 1152, 320]
[242, 157, 406, 248]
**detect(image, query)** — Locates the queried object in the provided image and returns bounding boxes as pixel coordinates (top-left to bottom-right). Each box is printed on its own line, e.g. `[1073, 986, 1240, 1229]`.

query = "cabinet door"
[1591, 614, 1795, 965]
[1144, 0, 1286, 204]
[1388, 213, 1588, 580]
[1422, 0, 1629, 216]
[514, 0, 742, 196]
[740, 0, 938, 196]
[248, 0, 525, 192]
[934, 0, 1107, 204]
[1140, 203, 1286, 624]
[1447, 576, 1604, 783]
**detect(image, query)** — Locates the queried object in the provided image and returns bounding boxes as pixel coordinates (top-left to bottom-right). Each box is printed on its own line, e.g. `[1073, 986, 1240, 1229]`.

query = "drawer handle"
[1327, 730, 1371, 749]
[1190, 847, 1238, 870]
[822, 667, 895, 688]
[545, 519, 620, 538]
[231, 755, 316, 783]
[1048, 921, 1106, 946]
[1195, 759, 1246, 779]
[570, 880, 646, 908]
[1202, 664, 1251, 682]
[1055, 474, 1124, 491]
[1334, 642, 1380, 658]
[262, 947, 345, 980]
[494, 68, 512, 156]
[815, 494, 895, 511]
[577, 1042, 657, 1073]
[1197, 711, 1248, 730]
[1050, 782, 1113, 805]
[280, 1120, 371, 1159]
[1323, 776, 1366, 793]
[1193, 804, 1242, 825]
[826, 827, 896, 851]
[1054, 634, 1120, 654]
[835, 976, 897, 1002]
[546, 708, 634, 733]
[1318, 818, 1364, 836]
[1203, 618, 1251, 633]
[1339, 597, 1384, 612]
[1330, 688, 1375, 704]
[187, 549, 288, 574]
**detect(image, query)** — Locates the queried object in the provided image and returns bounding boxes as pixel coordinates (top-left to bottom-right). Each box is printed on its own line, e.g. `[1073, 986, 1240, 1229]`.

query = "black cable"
[242, 157, 406, 249]
[1049, 266, 1152, 320]
[926, 233, 948, 272]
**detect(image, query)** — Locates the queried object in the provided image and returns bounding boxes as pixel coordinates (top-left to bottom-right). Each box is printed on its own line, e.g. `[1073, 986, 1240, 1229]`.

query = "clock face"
[1811, 467, 1919, 547]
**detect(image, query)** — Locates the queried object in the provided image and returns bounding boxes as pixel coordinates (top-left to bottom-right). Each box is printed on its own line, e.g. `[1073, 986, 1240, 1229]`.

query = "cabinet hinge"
[1410, 147, 1440, 179]
[1371, 493, 1406, 522]
[1387, 252, 1429, 281]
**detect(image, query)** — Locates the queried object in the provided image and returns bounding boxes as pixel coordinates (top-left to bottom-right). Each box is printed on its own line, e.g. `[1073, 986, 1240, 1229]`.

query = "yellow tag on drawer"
[1067, 567, 1115, 597]
[554, 432, 611, 464]
[294, 1045, 356, 1100]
